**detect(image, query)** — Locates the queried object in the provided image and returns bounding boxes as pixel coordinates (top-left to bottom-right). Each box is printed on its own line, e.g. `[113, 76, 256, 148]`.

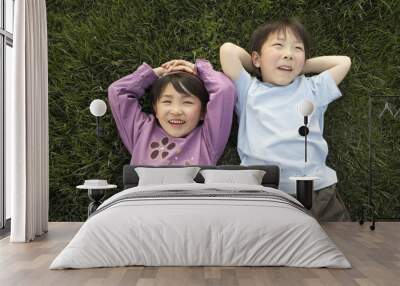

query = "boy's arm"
[219, 42, 257, 80]
[302, 56, 352, 85]
[108, 64, 160, 153]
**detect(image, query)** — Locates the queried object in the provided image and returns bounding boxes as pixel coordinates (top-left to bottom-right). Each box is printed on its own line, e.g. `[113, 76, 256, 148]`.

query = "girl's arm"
[302, 56, 352, 85]
[196, 60, 236, 159]
[219, 42, 257, 80]
[108, 64, 161, 153]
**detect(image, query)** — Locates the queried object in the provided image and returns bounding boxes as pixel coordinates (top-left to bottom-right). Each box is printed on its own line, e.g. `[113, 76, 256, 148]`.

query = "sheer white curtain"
[7, 0, 49, 242]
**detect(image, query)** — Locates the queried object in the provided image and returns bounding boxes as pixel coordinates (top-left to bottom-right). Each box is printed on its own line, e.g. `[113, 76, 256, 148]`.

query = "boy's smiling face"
[252, 29, 306, 86]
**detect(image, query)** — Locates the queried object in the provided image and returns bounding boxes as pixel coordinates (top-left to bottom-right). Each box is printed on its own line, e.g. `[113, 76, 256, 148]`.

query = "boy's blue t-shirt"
[235, 69, 342, 194]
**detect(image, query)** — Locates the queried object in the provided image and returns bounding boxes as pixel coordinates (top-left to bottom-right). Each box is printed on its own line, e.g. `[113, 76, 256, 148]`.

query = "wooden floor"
[0, 222, 399, 286]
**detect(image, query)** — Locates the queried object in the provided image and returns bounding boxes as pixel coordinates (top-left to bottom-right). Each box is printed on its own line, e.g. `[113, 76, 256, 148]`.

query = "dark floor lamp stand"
[359, 96, 376, 231]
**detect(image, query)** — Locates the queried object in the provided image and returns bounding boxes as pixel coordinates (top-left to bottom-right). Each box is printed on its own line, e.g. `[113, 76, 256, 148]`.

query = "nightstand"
[289, 176, 318, 210]
[77, 180, 117, 217]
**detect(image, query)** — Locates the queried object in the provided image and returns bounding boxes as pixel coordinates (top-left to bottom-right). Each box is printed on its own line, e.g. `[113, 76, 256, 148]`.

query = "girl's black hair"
[250, 18, 311, 58]
[150, 72, 209, 112]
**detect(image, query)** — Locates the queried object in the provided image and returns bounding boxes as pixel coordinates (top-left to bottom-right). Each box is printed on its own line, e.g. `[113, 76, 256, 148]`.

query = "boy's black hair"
[151, 72, 209, 113]
[250, 18, 311, 58]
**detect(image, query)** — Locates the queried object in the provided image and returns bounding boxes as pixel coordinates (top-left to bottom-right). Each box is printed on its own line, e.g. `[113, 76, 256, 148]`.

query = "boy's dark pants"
[312, 184, 350, 221]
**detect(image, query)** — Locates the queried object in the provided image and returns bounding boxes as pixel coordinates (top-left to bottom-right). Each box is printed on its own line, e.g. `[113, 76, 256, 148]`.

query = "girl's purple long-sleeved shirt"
[108, 59, 236, 166]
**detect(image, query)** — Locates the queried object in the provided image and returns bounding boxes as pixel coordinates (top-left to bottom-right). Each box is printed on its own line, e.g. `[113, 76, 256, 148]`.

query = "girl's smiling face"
[252, 28, 306, 86]
[153, 83, 204, 138]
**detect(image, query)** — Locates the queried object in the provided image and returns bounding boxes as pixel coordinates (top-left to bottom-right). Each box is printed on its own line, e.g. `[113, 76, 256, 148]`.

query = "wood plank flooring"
[0, 222, 399, 286]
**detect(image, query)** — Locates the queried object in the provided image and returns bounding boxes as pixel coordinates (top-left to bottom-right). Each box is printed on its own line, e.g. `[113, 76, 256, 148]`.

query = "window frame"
[1, 0, 14, 231]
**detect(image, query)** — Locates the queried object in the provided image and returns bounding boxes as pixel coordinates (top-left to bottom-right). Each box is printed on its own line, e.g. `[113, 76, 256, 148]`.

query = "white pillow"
[135, 167, 200, 186]
[200, 169, 266, 185]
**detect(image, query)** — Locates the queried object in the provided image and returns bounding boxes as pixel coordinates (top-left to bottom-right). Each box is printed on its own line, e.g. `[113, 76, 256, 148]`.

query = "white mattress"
[50, 183, 351, 269]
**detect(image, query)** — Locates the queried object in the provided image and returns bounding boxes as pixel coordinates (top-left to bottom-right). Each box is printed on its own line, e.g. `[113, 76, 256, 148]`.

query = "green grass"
[47, 0, 400, 221]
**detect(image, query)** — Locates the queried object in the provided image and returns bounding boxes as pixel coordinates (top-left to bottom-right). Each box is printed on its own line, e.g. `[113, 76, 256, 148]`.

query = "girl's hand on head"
[153, 66, 168, 77]
[162, 59, 197, 75]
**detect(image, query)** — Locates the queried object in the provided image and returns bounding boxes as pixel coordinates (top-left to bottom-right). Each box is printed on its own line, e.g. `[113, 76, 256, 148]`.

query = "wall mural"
[46, 0, 399, 221]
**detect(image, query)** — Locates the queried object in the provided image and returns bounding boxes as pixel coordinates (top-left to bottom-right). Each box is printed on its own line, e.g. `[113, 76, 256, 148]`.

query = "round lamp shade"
[298, 100, 314, 116]
[90, 99, 107, 117]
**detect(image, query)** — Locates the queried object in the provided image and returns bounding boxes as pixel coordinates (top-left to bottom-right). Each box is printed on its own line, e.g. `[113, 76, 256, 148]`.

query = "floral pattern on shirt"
[149, 137, 176, 160]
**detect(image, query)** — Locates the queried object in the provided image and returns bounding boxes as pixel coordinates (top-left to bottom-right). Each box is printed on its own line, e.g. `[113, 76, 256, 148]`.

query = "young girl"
[108, 59, 236, 166]
[220, 18, 352, 221]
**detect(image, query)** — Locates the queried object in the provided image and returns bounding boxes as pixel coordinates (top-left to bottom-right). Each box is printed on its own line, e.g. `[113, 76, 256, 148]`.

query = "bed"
[50, 165, 350, 269]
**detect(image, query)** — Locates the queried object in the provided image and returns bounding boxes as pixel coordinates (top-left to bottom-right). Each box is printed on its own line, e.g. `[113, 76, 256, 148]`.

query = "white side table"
[77, 182, 117, 217]
[289, 176, 318, 210]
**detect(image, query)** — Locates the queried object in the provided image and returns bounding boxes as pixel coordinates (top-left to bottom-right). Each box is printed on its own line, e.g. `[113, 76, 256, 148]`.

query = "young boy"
[219, 18, 352, 221]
